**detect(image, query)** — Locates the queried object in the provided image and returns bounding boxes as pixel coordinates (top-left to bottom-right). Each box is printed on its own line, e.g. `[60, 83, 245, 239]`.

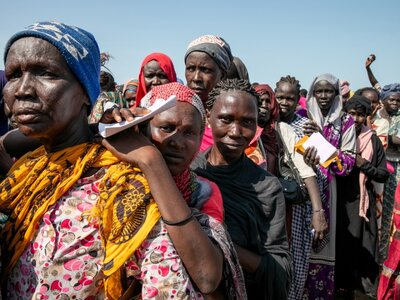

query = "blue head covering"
[380, 83, 400, 101]
[3, 21, 101, 108]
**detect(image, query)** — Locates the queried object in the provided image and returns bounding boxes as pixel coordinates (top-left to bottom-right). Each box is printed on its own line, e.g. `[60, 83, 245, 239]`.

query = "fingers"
[119, 108, 135, 122]
[304, 146, 320, 165]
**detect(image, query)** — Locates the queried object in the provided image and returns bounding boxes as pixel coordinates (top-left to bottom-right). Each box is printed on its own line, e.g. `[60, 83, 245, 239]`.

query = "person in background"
[252, 83, 280, 174]
[336, 95, 389, 299]
[135, 52, 177, 107]
[339, 79, 353, 105]
[122, 78, 139, 108]
[365, 54, 382, 92]
[379, 83, 400, 263]
[226, 56, 250, 82]
[378, 181, 400, 300]
[89, 70, 129, 123]
[354, 87, 389, 148]
[192, 79, 291, 299]
[273, 75, 327, 300]
[302, 73, 356, 299]
[184, 34, 233, 152]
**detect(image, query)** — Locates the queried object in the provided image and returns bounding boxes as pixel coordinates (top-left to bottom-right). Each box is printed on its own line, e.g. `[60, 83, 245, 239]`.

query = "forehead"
[276, 81, 297, 93]
[144, 60, 162, 71]
[347, 107, 366, 115]
[386, 93, 400, 100]
[153, 101, 202, 123]
[361, 90, 378, 101]
[214, 90, 258, 114]
[314, 80, 335, 90]
[6, 37, 64, 67]
[186, 51, 218, 67]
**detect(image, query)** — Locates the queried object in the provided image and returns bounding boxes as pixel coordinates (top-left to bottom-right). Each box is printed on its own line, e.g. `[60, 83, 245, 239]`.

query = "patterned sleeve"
[330, 117, 356, 176]
[88, 93, 108, 124]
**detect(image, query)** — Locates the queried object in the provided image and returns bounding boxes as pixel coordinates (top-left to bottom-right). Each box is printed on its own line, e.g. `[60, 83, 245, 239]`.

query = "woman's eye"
[160, 126, 174, 132]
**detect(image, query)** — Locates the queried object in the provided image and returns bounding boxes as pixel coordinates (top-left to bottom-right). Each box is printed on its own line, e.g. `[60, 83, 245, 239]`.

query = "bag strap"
[275, 121, 305, 186]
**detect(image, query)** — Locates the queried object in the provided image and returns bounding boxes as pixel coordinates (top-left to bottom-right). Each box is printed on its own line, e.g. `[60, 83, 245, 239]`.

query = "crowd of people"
[0, 21, 399, 300]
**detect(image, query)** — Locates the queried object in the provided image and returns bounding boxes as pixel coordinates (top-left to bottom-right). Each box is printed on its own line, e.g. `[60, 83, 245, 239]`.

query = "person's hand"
[311, 210, 328, 241]
[303, 146, 320, 167]
[370, 102, 383, 119]
[102, 127, 160, 168]
[312, 211, 328, 241]
[365, 54, 376, 68]
[100, 106, 150, 124]
[303, 121, 322, 136]
[356, 154, 365, 168]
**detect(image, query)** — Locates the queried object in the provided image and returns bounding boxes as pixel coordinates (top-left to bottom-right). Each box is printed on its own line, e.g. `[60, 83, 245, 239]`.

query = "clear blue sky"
[1, 0, 400, 92]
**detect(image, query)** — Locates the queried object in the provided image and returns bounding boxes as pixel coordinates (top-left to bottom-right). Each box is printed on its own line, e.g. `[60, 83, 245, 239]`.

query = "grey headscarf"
[306, 73, 342, 129]
[184, 35, 233, 74]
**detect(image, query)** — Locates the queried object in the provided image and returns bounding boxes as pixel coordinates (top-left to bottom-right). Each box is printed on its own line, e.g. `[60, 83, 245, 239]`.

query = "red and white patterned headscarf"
[141, 82, 206, 131]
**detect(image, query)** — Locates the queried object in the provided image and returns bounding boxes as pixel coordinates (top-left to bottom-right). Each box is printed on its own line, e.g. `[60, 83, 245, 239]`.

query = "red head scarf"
[135, 52, 177, 107]
[254, 84, 280, 174]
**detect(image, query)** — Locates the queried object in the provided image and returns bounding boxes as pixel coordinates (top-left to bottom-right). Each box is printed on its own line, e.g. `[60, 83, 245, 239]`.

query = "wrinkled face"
[361, 90, 380, 113]
[275, 82, 298, 119]
[208, 90, 258, 164]
[185, 52, 224, 103]
[383, 93, 400, 114]
[258, 93, 271, 127]
[143, 60, 169, 91]
[347, 108, 366, 135]
[313, 80, 337, 113]
[149, 102, 202, 176]
[3, 37, 89, 140]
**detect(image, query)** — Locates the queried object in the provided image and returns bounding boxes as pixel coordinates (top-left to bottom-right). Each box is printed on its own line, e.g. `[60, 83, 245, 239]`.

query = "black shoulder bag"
[276, 122, 309, 205]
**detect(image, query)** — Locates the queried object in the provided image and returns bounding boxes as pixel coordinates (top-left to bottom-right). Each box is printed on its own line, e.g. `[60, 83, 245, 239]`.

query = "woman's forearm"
[138, 151, 223, 294]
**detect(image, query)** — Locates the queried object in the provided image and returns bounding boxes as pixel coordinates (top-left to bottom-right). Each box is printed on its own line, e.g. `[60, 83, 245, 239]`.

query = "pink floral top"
[6, 169, 216, 299]
[7, 169, 106, 299]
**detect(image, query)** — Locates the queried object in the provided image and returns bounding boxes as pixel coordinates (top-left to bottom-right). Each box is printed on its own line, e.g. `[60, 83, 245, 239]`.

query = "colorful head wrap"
[4, 21, 101, 108]
[122, 78, 139, 96]
[185, 35, 233, 74]
[136, 52, 177, 107]
[380, 83, 400, 101]
[340, 80, 351, 96]
[344, 95, 372, 115]
[141, 82, 206, 131]
[307, 73, 342, 129]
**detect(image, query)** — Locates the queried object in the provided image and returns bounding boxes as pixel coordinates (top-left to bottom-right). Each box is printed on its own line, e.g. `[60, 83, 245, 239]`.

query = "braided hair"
[275, 75, 301, 96]
[206, 78, 260, 110]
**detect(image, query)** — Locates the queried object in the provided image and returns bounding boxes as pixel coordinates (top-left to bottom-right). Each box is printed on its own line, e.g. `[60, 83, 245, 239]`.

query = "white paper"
[98, 95, 177, 138]
[302, 132, 337, 163]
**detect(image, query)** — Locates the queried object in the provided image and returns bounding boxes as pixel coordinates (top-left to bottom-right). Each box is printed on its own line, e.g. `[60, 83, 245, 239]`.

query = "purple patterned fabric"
[303, 112, 356, 300]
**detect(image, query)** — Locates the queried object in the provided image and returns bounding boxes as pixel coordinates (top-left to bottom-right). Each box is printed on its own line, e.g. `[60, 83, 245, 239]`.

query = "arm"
[303, 176, 328, 240]
[103, 131, 223, 294]
[389, 135, 400, 146]
[1, 128, 42, 159]
[256, 178, 291, 298]
[330, 122, 356, 176]
[358, 135, 390, 183]
[365, 54, 380, 90]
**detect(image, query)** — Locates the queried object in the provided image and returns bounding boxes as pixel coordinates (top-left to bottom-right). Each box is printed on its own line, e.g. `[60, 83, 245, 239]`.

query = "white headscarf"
[306, 73, 343, 130]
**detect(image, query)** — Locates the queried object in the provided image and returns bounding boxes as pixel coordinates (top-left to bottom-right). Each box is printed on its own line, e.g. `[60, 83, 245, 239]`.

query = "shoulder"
[191, 152, 208, 171]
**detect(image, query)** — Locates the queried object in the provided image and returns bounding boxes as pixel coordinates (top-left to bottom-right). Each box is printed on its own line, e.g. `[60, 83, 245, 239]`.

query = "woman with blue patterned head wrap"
[1, 21, 244, 300]
[379, 84, 400, 264]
